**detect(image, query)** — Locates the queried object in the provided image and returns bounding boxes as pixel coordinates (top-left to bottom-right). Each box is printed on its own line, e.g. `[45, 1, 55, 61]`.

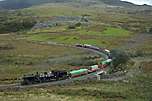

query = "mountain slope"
[0, 0, 73, 9]
[0, 0, 151, 9]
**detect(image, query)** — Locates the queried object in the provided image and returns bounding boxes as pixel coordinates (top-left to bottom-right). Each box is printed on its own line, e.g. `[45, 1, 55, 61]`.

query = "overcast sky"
[121, 0, 152, 5]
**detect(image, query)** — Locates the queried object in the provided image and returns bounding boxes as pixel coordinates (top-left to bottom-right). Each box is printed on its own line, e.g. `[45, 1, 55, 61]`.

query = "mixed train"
[21, 44, 112, 85]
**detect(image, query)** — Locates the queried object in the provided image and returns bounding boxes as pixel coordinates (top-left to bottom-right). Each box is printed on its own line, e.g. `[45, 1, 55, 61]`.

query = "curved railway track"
[0, 42, 110, 90]
[0, 72, 98, 90]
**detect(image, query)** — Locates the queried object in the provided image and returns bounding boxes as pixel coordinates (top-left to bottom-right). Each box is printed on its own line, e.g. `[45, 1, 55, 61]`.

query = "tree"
[110, 49, 130, 72]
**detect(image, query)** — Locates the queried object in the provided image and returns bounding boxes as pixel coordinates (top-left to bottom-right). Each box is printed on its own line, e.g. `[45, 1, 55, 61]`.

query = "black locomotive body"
[21, 71, 69, 85]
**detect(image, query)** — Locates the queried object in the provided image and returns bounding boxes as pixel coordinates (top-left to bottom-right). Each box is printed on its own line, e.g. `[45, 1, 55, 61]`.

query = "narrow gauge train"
[21, 44, 112, 85]
[21, 68, 98, 85]
[69, 69, 88, 78]
[21, 59, 112, 85]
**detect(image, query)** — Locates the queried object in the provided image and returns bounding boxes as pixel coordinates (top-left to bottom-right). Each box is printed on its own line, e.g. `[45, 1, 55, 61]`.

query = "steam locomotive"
[21, 71, 69, 85]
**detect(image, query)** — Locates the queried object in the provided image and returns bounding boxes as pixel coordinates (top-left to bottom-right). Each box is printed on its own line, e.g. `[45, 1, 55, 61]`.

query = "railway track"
[0, 34, 149, 90]
[0, 71, 98, 90]
[1, 57, 150, 90]
[0, 42, 111, 90]
[31, 41, 109, 59]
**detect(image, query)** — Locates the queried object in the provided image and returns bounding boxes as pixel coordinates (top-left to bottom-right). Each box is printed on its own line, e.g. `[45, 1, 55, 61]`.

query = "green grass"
[0, 73, 152, 101]
[28, 27, 67, 34]
[27, 33, 109, 47]
[102, 27, 131, 36]
[28, 34, 51, 41]
[73, 27, 131, 37]
[27, 26, 132, 48]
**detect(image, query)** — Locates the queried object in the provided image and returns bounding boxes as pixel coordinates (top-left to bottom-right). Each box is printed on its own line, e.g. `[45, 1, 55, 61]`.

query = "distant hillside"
[0, 0, 151, 9]
[101, 0, 135, 7]
[0, 0, 71, 9]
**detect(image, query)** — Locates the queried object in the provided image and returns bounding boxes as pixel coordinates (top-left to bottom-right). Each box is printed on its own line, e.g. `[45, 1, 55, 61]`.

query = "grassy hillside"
[26, 26, 131, 48]
[0, 33, 150, 101]
[0, 70, 152, 101]
[0, 1, 152, 101]
[21, 2, 152, 32]
[0, 0, 71, 9]
[0, 34, 94, 84]
[23, 3, 94, 16]
[0, 10, 37, 33]
[0, 0, 152, 9]
[0, 0, 152, 33]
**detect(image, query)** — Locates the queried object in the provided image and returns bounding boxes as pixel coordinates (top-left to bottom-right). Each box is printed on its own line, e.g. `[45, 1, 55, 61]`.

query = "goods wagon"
[69, 69, 88, 78]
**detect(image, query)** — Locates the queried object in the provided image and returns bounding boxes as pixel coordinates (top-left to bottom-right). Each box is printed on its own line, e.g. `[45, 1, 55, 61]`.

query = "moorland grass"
[0, 35, 86, 84]
[0, 73, 152, 101]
